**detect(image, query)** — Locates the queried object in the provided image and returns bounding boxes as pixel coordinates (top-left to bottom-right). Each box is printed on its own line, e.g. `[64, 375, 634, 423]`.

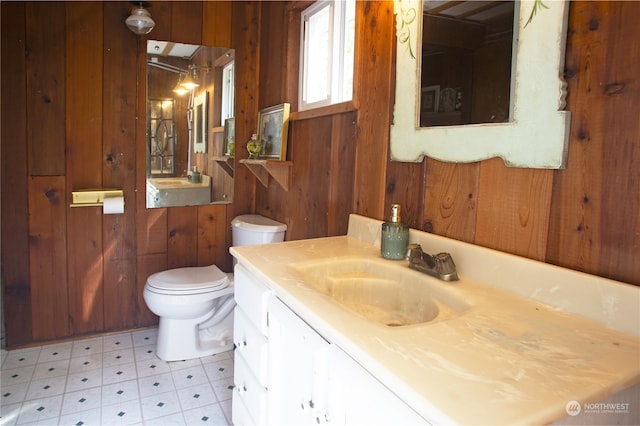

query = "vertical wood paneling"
[170, 1, 202, 45]
[203, 1, 232, 47]
[475, 159, 554, 261]
[67, 207, 104, 335]
[28, 177, 69, 340]
[167, 207, 198, 268]
[423, 160, 478, 242]
[136, 254, 166, 326]
[328, 112, 358, 236]
[231, 1, 260, 215]
[102, 2, 139, 331]
[65, 2, 103, 189]
[1, 2, 33, 345]
[548, 1, 640, 284]
[197, 204, 228, 270]
[352, 1, 395, 219]
[25, 2, 66, 176]
[65, 2, 105, 335]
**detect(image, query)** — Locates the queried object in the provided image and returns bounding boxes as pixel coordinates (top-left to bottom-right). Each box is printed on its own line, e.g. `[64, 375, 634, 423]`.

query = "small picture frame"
[193, 91, 208, 153]
[421, 85, 440, 113]
[223, 117, 235, 156]
[257, 103, 290, 161]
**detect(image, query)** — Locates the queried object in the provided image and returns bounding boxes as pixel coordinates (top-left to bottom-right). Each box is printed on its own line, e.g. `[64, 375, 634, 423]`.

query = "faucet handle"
[406, 243, 422, 261]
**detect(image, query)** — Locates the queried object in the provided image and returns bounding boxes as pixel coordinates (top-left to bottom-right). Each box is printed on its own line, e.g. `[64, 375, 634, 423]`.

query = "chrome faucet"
[405, 243, 459, 281]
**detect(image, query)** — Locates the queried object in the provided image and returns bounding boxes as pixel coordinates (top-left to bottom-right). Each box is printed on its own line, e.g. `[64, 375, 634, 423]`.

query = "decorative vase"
[247, 134, 262, 159]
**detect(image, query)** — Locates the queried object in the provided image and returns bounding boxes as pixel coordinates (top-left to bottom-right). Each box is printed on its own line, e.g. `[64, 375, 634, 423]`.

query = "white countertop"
[230, 214, 640, 425]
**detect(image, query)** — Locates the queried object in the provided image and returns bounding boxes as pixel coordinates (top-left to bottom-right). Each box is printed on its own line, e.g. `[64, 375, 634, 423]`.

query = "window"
[221, 60, 235, 121]
[299, 0, 355, 111]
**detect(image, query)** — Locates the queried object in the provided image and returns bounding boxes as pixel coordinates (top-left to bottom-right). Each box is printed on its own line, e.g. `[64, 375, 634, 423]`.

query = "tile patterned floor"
[0, 328, 234, 425]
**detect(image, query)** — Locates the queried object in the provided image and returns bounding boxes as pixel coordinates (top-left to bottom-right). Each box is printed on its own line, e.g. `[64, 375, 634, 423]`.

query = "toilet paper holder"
[70, 189, 124, 207]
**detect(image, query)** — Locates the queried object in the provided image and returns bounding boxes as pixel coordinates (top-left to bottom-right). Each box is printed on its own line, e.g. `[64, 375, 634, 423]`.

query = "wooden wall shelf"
[212, 156, 234, 177]
[240, 159, 293, 191]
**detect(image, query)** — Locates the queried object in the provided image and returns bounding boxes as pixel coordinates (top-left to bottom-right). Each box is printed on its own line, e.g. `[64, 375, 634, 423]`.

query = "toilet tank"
[231, 214, 287, 246]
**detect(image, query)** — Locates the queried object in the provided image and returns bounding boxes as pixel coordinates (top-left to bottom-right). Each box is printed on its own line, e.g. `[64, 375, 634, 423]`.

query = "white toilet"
[143, 214, 286, 361]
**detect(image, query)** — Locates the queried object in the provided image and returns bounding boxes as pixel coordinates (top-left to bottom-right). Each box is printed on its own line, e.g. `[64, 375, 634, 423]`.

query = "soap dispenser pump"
[381, 204, 409, 260]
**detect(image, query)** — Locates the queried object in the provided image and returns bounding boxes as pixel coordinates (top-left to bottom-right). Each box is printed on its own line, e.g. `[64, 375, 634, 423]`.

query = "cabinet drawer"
[234, 264, 271, 334]
[234, 307, 269, 386]
[233, 353, 268, 425]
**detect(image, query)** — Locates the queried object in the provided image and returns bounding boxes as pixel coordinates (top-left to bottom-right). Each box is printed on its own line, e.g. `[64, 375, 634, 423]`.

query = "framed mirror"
[146, 40, 235, 208]
[391, 0, 571, 168]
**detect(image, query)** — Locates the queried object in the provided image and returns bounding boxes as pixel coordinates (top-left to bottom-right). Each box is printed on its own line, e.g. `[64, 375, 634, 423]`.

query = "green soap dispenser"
[381, 204, 409, 260]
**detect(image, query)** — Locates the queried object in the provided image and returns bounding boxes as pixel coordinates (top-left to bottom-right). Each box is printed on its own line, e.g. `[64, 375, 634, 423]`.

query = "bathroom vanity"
[231, 214, 639, 425]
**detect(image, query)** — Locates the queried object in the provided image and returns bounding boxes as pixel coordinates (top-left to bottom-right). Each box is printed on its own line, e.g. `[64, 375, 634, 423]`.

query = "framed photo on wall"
[257, 103, 290, 161]
[421, 85, 440, 113]
[223, 117, 235, 156]
[193, 91, 208, 153]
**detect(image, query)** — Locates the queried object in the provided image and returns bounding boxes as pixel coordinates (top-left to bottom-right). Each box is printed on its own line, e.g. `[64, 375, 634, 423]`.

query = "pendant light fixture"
[125, 2, 155, 35]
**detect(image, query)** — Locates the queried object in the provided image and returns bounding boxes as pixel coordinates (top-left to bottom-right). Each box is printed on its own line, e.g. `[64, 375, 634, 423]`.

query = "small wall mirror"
[146, 40, 235, 208]
[391, 0, 571, 168]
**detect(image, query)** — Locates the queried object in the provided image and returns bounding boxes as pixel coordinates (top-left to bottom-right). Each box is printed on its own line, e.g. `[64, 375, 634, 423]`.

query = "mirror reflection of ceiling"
[147, 40, 200, 58]
[420, 0, 514, 127]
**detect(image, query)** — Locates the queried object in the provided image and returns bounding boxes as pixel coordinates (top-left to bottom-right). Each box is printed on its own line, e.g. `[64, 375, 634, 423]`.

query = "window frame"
[298, 0, 355, 112]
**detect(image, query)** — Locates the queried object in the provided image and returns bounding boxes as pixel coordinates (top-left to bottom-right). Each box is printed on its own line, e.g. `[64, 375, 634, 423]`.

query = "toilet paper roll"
[103, 196, 125, 214]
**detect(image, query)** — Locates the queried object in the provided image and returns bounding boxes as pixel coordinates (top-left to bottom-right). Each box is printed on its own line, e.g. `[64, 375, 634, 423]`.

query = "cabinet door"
[233, 306, 268, 386]
[328, 346, 429, 425]
[268, 297, 331, 425]
[234, 264, 270, 334]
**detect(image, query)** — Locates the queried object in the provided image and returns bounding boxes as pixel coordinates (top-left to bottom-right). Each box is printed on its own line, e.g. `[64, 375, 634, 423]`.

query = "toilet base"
[156, 308, 235, 361]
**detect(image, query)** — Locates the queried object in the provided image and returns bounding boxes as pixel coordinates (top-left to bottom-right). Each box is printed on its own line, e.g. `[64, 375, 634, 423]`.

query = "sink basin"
[294, 257, 470, 327]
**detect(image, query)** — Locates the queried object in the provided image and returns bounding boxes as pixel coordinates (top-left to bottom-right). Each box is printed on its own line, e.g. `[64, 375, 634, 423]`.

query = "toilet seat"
[147, 265, 229, 294]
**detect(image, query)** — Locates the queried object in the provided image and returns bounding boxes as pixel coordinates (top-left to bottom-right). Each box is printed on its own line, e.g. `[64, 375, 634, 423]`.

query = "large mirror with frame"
[146, 40, 235, 208]
[391, 0, 571, 168]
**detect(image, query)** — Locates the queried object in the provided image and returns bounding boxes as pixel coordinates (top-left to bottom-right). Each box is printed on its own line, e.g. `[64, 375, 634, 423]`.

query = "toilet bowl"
[143, 214, 286, 361]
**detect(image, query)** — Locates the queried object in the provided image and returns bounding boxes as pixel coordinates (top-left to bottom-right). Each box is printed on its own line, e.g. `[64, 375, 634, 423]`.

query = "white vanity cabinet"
[232, 265, 271, 425]
[232, 263, 430, 425]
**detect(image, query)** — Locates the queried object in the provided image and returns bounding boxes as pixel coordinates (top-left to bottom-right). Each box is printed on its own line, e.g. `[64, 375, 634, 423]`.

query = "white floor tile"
[140, 390, 181, 421]
[211, 377, 234, 402]
[31, 359, 69, 381]
[132, 344, 158, 363]
[2, 348, 41, 370]
[135, 358, 171, 378]
[15, 395, 63, 425]
[1, 365, 35, 387]
[102, 362, 138, 386]
[1, 329, 235, 426]
[176, 382, 217, 411]
[202, 358, 234, 382]
[24, 375, 67, 400]
[101, 398, 143, 425]
[67, 352, 103, 374]
[172, 365, 209, 390]
[1, 382, 29, 407]
[0, 402, 22, 425]
[60, 385, 102, 415]
[103, 332, 133, 352]
[101, 379, 140, 406]
[102, 347, 136, 367]
[143, 411, 186, 425]
[182, 402, 229, 425]
[71, 337, 103, 358]
[137, 372, 176, 398]
[132, 329, 158, 348]
[65, 369, 103, 393]
[57, 407, 102, 426]
[37, 342, 72, 364]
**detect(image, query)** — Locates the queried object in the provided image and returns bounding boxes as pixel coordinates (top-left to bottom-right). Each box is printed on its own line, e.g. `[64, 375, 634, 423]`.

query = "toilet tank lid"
[232, 214, 287, 232]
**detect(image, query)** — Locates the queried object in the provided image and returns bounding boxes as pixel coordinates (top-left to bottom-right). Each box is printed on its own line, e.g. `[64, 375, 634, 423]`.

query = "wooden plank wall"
[1, 1, 234, 348]
[2, 0, 638, 348]
[250, 1, 639, 286]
